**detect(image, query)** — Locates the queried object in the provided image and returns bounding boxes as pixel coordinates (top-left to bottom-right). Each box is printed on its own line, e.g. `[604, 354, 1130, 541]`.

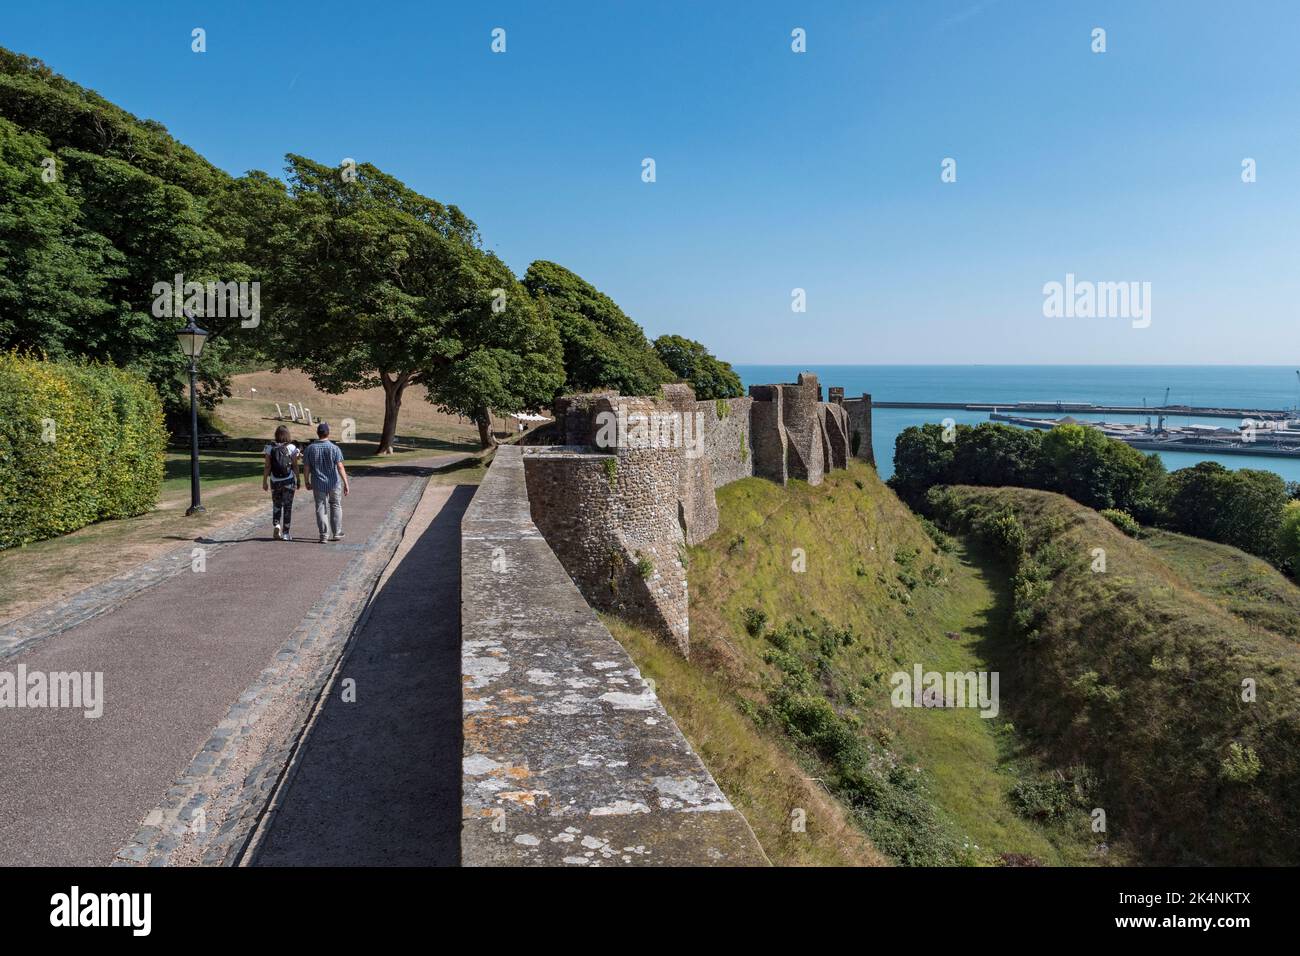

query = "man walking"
[303, 422, 350, 544]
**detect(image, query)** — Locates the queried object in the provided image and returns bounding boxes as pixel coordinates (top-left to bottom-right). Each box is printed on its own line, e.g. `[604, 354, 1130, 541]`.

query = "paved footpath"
[250, 483, 472, 866]
[0, 457, 467, 866]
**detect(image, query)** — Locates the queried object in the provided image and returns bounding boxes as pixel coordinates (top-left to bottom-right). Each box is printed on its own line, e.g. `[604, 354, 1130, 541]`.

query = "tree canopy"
[419, 252, 565, 449]
[0, 46, 263, 416]
[890, 420, 1300, 575]
[1160, 461, 1289, 563]
[523, 260, 673, 395]
[266, 155, 480, 452]
[652, 334, 742, 399]
[1, 45, 736, 452]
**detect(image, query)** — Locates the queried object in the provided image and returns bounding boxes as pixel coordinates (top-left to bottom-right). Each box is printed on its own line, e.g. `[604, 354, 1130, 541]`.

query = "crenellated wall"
[519, 372, 870, 655]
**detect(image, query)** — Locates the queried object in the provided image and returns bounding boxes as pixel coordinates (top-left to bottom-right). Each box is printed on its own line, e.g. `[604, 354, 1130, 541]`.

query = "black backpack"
[269, 443, 295, 481]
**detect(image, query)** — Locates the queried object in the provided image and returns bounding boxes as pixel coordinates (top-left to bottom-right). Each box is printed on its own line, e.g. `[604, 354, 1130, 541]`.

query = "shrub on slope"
[926, 485, 1300, 865]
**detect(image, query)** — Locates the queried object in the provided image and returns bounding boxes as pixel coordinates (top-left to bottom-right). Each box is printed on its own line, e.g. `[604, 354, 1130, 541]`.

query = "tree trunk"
[475, 407, 497, 450]
[377, 371, 409, 455]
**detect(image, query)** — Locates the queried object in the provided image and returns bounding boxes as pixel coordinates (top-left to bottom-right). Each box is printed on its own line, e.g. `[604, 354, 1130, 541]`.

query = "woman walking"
[262, 425, 302, 540]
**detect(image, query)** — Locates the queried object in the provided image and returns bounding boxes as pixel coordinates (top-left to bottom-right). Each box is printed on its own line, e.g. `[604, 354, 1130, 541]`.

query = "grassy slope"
[930, 485, 1300, 865]
[609, 461, 1106, 865]
[1142, 528, 1300, 641]
[604, 614, 887, 866]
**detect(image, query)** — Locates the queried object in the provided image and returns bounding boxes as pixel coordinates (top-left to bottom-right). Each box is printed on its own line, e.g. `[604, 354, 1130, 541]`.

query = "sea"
[734, 365, 1300, 484]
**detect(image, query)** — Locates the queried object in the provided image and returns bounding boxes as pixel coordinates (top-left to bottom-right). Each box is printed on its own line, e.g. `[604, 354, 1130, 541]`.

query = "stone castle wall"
[699, 396, 754, 488]
[520, 372, 871, 655]
[525, 442, 692, 655]
[746, 385, 787, 485]
[842, 394, 875, 465]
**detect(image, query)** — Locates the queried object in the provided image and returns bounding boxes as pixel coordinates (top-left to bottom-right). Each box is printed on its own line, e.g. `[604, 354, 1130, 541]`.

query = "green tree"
[652, 334, 742, 399]
[889, 423, 960, 505]
[0, 117, 117, 355]
[0, 48, 264, 416]
[1279, 501, 1300, 572]
[264, 154, 488, 454]
[420, 253, 565, 449]
[1160, 461, 1288, 562]
[1040, 423, 1154, 512]
[951, 423, 1046, 488]
[522, 260, 672, 395]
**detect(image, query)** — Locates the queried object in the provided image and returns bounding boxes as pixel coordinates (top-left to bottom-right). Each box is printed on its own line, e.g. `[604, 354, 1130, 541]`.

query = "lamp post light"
[176, 319, 209, 516]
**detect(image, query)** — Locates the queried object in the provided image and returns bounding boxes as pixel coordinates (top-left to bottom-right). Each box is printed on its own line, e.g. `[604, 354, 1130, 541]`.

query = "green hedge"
[0, 352, 165, 549]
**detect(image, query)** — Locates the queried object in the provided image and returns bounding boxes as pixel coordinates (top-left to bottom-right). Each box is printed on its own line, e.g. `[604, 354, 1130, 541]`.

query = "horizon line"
[730, 362, 1300, 368]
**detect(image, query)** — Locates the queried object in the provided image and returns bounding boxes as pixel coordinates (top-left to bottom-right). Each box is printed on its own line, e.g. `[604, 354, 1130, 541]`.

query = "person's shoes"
[319, 534, 328, 543]
[283, 531, 292, 541]
[331, 532, 345, 541]
[273, 524, 282, 540]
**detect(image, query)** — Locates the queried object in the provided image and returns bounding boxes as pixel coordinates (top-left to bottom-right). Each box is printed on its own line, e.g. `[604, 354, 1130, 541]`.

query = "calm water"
[734, 365, 1300, 483]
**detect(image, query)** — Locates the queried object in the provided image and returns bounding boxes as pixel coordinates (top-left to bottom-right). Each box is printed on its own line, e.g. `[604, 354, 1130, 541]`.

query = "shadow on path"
[251, 484, 475, 866]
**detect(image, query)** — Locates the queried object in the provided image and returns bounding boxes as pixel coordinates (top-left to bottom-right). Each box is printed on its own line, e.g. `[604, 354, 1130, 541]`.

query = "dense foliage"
[1158, 460, 1290, 565]
[0, 352, 165, 549]
[522, 260, 674, 395]
[925, 485, 1300, 865]
[891, 422, 1294, 571]
[652, 334, 743, 399]
[2, 46, 738, 458]
[0, 48, 264, 416]
[261, 155, 564, 451]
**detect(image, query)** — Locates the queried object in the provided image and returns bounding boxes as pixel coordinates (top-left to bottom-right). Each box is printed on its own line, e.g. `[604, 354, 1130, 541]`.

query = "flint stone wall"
[524, 442, 691, 654]
[699, 396, 754, 489]
[747, 385, 788, 484]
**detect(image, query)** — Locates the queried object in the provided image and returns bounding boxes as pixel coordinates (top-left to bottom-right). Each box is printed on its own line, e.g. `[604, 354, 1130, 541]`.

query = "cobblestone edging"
[112, 477, 430, 867]
[0, 508, 265, 663]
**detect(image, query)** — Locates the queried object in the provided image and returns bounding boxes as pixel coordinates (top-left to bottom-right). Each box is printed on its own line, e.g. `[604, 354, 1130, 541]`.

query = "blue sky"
[4, 1, 1297, 364]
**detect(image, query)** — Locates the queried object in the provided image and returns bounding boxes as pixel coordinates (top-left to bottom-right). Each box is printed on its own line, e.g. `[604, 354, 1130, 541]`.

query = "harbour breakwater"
[877, 400, 1291, 421]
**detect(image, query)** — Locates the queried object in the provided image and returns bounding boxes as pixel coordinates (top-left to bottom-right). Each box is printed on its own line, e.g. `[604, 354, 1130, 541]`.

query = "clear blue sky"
[4, 1, 1297, 364]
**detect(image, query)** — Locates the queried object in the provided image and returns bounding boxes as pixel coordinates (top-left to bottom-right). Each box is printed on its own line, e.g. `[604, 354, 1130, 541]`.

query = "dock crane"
[1157, 386, 1170, 434]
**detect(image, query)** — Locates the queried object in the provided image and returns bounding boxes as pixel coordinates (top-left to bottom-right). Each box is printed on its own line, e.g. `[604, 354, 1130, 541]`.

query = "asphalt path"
[0, 461, 460, 866]
[251, 483, 472, 866]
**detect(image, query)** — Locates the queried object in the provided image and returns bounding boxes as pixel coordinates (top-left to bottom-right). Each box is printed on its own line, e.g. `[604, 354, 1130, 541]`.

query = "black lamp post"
[176, 319, 209, 516]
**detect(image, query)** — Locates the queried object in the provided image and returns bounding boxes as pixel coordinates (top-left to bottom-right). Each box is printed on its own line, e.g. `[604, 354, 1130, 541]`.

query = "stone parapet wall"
[461, 446, 767, 866]
[824, 402, 849, 470]
[776, 373, 826, 485]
